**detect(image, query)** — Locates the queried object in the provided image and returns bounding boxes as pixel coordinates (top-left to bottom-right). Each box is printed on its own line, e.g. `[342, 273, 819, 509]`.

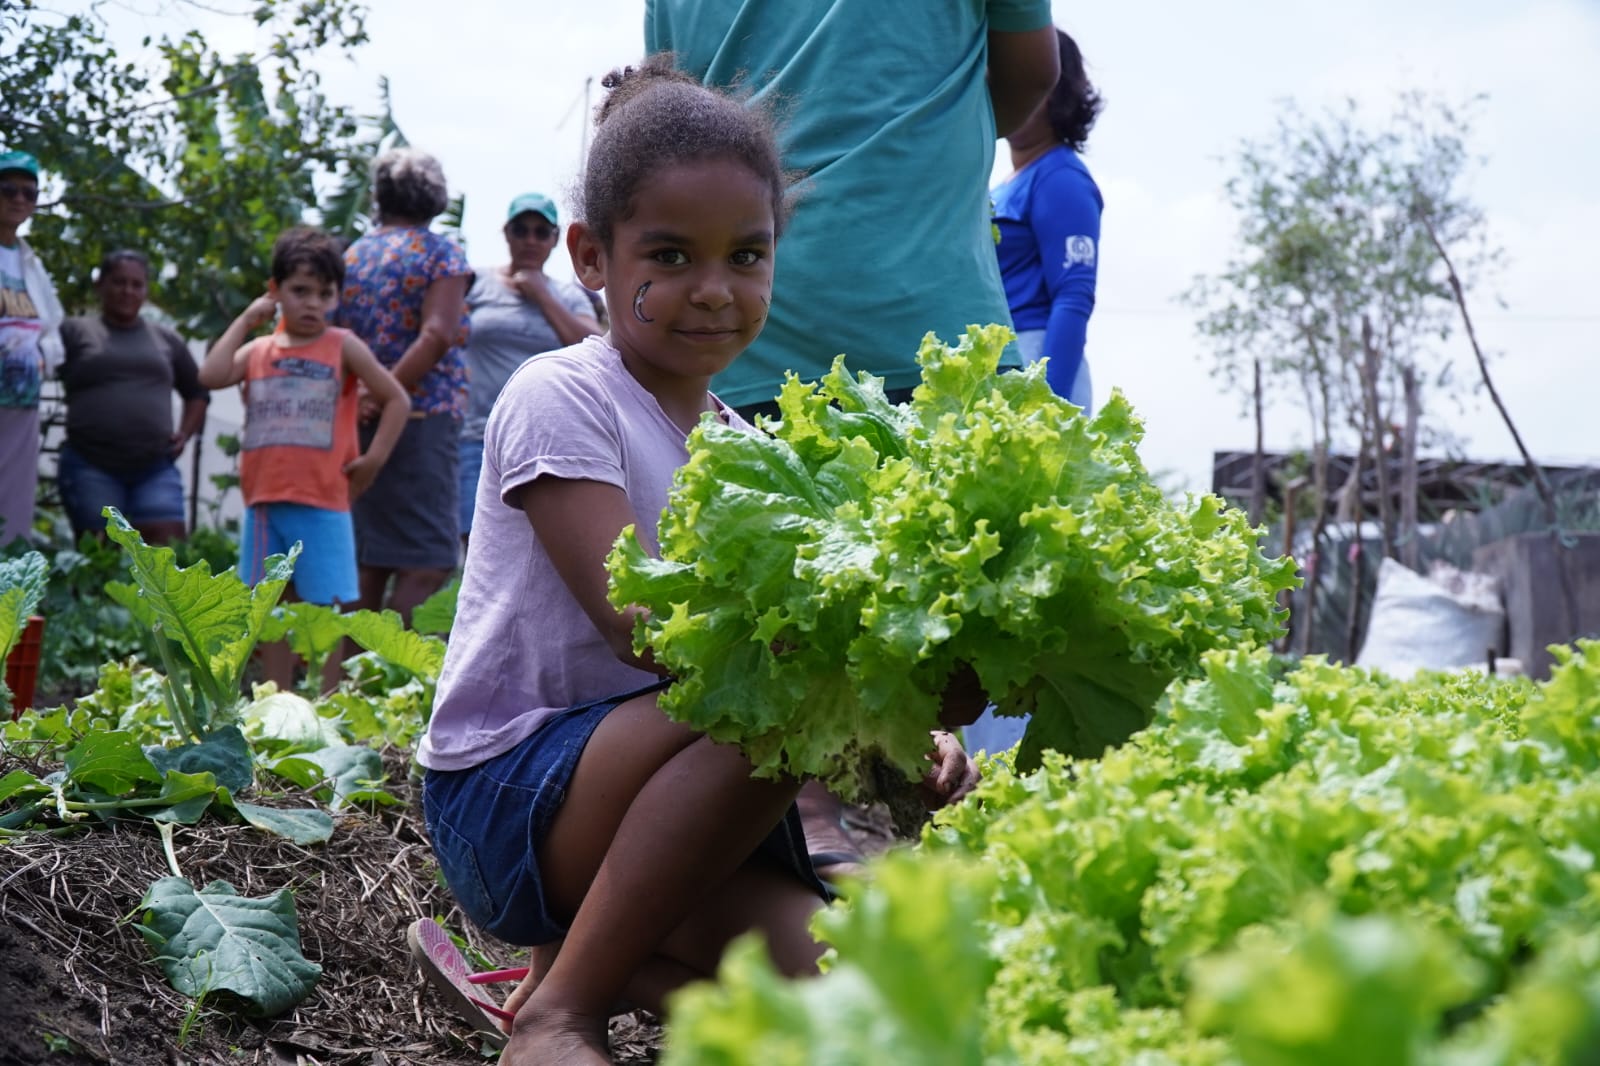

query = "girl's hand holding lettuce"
[607, 325, 1299, 801]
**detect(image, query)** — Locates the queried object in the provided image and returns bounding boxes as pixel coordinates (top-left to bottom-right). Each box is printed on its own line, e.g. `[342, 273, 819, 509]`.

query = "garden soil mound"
[0, 750, 663, 1065]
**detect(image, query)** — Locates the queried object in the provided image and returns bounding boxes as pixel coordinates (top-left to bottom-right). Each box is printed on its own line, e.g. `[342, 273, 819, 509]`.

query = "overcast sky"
[103, 0, 1600, 492]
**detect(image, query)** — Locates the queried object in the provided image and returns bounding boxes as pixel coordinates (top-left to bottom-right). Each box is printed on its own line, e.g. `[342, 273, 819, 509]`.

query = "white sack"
[1355, 557, 1505, 680]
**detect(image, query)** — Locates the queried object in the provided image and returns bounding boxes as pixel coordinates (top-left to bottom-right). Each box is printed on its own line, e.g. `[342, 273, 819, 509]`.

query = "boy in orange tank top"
[200, 227, 410, 689]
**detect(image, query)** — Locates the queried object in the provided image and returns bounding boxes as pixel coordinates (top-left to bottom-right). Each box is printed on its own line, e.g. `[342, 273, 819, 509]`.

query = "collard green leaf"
[146, 769, 222, 825]
[137, 876, 321, 1015]
[63, 730, 164, 795]
[224, 796, 334, 845]
[144, 727, 254, 793]
[103, 509, 297, 717]
[266, 743, 393, 810]
[261, 601, 348, 680]
[339, 609, 444, 681]
[0, 551, 47, 662]
[410, 577, 458, 636]
[0, 768, 46, 805]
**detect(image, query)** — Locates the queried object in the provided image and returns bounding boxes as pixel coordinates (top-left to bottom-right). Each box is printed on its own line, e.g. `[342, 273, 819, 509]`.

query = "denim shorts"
[57, 443, 186, 537]
[240, 502, 359, 605]
[422, 682, 830, 946]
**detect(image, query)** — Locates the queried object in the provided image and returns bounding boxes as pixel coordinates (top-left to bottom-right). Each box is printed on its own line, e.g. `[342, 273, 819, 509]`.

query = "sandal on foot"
[408, 918, 526, 1047]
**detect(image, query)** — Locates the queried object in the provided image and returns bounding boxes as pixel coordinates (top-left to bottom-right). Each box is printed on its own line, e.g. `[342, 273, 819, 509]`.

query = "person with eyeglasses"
[457, 193, 600, 546]
[0, 149, 65, 548]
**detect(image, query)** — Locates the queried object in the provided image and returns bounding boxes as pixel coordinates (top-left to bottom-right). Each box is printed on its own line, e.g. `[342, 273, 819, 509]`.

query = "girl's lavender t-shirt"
[418, 334, 744, 771]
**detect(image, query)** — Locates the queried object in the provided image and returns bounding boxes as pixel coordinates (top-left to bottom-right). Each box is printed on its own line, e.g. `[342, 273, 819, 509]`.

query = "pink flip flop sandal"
[407, 918, 527, 1047]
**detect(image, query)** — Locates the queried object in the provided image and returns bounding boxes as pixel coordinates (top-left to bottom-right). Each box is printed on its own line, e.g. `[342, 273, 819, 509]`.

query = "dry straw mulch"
[0, 749, 663, 1065]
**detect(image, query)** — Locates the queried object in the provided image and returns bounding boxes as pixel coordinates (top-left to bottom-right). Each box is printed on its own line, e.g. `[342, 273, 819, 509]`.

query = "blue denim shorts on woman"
[56, 443, 185, 538]
[422, 681, 830, 946]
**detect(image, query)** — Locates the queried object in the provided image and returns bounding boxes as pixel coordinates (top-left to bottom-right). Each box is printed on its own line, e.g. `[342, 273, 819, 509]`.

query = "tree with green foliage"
[1183, 93, 1498, 653]
[0, 0, 372, 337]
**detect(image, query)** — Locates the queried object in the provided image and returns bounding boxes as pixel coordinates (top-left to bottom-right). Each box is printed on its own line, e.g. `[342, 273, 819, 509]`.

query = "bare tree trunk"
[1400, 364, 1420, 569]
[1278, 475, 1309, 653]
[1250, 355, 1266, 527]
[1420, 215, 1556, 523]
[1342, 445, 1367, 664]
[1302, 365, 1336, 656]
[1420, 212, 1578, 637]
[1360, 315, 1397, 559]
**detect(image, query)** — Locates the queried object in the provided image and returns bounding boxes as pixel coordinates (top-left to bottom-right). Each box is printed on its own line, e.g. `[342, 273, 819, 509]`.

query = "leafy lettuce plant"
[662, 645, 1600, 1064]
[608, 326, 1298, 799]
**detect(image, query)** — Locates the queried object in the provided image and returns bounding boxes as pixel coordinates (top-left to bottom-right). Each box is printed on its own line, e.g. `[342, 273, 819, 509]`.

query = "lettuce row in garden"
[607, 325, 1298, 799]
[662, 644, 1600, 1064]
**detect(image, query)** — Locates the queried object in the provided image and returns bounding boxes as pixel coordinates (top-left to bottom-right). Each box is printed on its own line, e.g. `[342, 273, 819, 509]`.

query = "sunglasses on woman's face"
[0, 182, 39, 203]
[508, 220, 557, 241]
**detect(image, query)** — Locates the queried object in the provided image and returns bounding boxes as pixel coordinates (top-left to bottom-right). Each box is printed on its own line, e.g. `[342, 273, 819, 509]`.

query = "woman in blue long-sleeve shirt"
[992, 28, 1104, 409]
[966, 31, 1104, 760]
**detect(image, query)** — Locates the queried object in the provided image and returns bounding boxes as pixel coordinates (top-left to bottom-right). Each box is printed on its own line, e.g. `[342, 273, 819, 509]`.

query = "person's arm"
[167, 329, 209, 457]
[55, 318, 84, 389]
[23, 246, 65, 376]
[198, 294, 276, 390]
[340, 332, 410, 500]
[506, 271, 602, 347]
[922, 730, 982, 807]
[987, 24, 1060, 136]
[516, 476, 662, 674]
[387, 274, 469, 392]
[171, 398, 208, 458]
[1030, 163, 1101, 399]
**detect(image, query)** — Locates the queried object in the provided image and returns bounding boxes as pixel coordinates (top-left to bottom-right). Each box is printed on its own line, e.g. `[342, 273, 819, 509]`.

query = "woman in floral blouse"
[335, 148, 471, 621]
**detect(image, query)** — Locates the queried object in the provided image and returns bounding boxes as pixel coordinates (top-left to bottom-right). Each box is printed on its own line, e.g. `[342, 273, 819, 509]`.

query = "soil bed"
[0, 750, 663, 1064]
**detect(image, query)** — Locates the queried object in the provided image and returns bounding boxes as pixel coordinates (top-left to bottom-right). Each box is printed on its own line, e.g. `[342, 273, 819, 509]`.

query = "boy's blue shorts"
[240, 502, 359, 605]
[422, 681, 831, 947]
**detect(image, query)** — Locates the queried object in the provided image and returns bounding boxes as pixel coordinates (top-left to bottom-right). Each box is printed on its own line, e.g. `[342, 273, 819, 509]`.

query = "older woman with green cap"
[0, 149, 65, 547]
[457, 192, 599, 545]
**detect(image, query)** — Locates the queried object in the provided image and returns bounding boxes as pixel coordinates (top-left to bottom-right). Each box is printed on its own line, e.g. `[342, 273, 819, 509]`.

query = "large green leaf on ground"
[221, 794, 334, 845]
[143, 726, 254, 793]
[145, 770, 224, 826]
[63, 730, 164, 795]
[267, 743, 397, 810]
[137, 876, 321, 1016]
[0, 768, 45, 804]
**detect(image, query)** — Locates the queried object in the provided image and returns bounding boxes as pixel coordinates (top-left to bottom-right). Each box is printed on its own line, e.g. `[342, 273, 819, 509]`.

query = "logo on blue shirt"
[1063, 236, 1097, 268]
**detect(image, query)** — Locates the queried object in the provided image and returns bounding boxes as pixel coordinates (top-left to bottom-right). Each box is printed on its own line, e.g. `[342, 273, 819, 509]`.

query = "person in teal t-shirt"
[645, 0, 1059, 413]
[644, 0, 1058, 878]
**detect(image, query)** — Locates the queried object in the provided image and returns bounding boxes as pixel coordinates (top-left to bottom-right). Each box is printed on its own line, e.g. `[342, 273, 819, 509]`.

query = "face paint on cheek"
[633, 282, 655, 324]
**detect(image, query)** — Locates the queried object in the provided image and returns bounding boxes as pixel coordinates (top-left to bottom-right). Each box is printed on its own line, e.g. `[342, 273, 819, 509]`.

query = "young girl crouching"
[417, 57, 978, 1065]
